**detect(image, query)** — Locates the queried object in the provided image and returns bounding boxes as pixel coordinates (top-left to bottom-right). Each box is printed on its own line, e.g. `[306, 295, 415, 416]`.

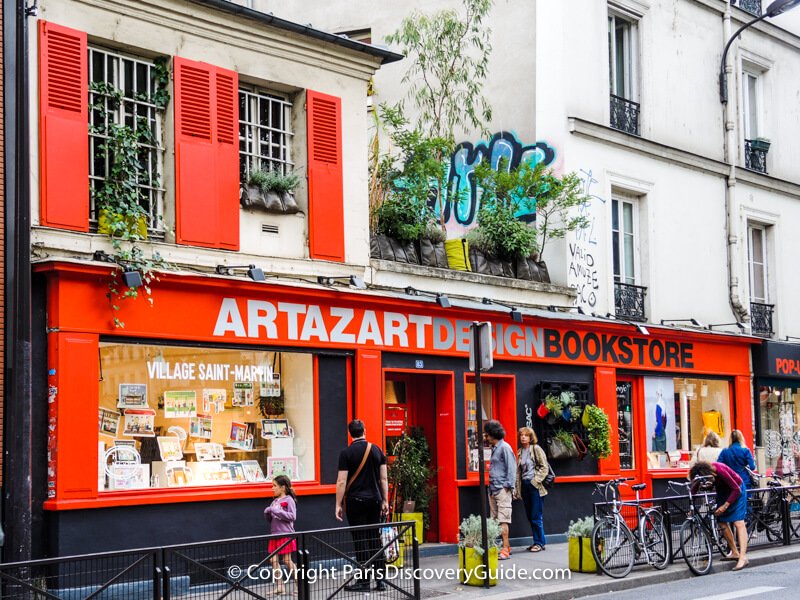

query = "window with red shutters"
[38, 21, 89, 231]
[174, 57, 239, 250]
[306, 90, 344, 262]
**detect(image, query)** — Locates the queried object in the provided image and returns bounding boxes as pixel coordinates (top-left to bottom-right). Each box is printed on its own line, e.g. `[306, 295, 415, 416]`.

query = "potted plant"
[388, 428, 436, 543]
[750, 137, 771, 152]
[458, 514, 501, 587]
[418, 222, 448, 268]
[566, 516, 597, 573]
[583, 405, 612, 459]
[465, 227, 513, 277]
[241, 169, 301, 214]
[544, 394, 563, 423]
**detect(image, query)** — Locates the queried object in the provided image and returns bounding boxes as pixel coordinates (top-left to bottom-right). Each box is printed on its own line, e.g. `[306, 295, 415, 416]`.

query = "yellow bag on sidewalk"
[568, 536, 597, 573]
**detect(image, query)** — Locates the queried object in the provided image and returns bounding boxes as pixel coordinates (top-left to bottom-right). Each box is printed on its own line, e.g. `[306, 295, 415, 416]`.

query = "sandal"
[529, 545, 543, 552]
[732, 559, 749, 571]
[498, 548, 511, 560]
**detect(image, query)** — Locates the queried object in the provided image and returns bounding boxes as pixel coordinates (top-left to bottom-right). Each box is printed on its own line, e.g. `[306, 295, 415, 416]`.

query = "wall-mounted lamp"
[481, 298, 523, 323]
[785, 336, 800, 343]
[707, 322, 746, 332]
[660, 318, 705, 328]
[606, 313, 649, 335]
[215, 264, 266, 282]
[405, 286, 450, 308]
[317, 275, 367, 290]
[93, 250, 143, 289]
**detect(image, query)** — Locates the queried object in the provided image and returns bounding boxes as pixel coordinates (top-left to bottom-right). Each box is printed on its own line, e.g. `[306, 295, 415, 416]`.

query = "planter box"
[459, 547, 498, 586]
[97, 208, 147, 239]
[394, 512, 424, 544]
[568, 536, 596, 573]
[750, 139, 771, 152]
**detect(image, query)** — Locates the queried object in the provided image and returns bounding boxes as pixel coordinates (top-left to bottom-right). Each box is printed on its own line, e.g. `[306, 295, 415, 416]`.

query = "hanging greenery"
[584, 405, 612, 459]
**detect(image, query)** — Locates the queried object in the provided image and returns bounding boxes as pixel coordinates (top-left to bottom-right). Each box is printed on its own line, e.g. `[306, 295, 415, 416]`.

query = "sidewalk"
[410, 541, 800, 600]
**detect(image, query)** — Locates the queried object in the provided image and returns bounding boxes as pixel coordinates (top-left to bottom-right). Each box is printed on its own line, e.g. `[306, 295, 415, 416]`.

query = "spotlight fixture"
[122, 270, 143, 288]
[574, 306, 586, 315]
[215, 264, 265, 282]
[405, 286, 451, 308]
[93, 249, 113, 263]
[547, 305, 558, 313]
[785, 336, 800, 342]
[481, 298, 523, 323]
[707, 322, 746, 332]
[93, 250, 142, 288]
[317, 275, 367, 289]
[606, 313, 649, 335]
[660, 318, 705, 328]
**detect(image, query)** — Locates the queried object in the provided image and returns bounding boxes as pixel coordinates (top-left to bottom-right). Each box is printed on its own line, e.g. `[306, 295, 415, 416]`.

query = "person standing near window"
[484, 420, 516, 560]
[515, 427, 548, 552]
[719, 430, 756, 488]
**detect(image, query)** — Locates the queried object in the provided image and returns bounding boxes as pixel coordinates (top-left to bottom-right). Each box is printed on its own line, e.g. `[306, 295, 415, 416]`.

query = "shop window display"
[644, 377, 731, 469]
[97, 343, 315, 491]
[465, 381, 494, 473]
[758, 386, 800, 476]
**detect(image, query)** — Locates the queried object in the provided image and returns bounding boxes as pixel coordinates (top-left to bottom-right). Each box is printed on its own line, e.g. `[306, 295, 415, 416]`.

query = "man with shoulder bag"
[336, 420, 389, 592]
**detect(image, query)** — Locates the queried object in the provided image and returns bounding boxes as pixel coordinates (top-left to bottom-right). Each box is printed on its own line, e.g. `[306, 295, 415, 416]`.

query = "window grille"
[239, 88, 294, 183]
[88, 47, 165, 234]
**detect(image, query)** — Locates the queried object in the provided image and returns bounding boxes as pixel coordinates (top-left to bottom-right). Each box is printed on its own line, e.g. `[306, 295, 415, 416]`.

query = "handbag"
[546, 437, 578, 461]
[572, 433, 588, 461]
[534, 445, 556, 489]
[380, 522, 401, 564]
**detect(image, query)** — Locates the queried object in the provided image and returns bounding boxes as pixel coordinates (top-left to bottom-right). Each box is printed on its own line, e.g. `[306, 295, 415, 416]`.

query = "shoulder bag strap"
[345, 442, 373, 497]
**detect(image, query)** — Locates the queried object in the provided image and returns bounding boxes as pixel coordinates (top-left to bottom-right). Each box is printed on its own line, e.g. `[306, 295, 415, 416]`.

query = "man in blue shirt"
[484, 420, 516, 559]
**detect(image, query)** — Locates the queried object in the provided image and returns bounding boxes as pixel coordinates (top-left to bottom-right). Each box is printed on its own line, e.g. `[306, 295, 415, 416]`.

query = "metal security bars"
[614, 281, 647, 322]
[610, 94, 640, 136]
[750, 301, 775, 337]
[239, 87, 294, 183]
[88, 46, 166, 234]
[744, 139, 769, 174]
[0, 523, 419, 600]
[737, 0, 763, 17]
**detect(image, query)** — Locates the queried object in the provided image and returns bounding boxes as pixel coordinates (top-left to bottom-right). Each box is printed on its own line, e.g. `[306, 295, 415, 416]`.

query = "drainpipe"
[721, 3, 749, 324]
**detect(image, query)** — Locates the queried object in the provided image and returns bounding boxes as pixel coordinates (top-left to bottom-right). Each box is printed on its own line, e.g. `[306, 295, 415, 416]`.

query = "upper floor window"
[612, 197, 637, 285]
[608, 11, 640, 135]
[743, 70, 760, 140]
[238, 87, 294, 183]
[88, 46, 165, 233]
[748, 223, 768, 303]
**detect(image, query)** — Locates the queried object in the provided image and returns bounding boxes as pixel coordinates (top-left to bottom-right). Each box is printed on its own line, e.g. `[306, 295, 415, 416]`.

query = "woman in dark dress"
[689, 461, 748, 571]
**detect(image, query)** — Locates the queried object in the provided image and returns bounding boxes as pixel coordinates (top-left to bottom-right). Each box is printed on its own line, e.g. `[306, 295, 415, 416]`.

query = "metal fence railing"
[0, 522, 419, 600]
[594, 485, 800, 567]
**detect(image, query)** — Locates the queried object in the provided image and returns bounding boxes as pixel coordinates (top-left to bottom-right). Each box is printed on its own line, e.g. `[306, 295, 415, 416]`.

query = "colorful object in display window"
[701, 410, 725, 438]
[221, 461, 248, 482]
[232, 381, 255, 407]
[166, 465, 193, 487]
[202, 389, 226, 413]
[157, 436, 184, 462]
[261, 418, 292, 439]
[228, 421, 252, 449]
[117, 383, 148, 409]
[122, 408, 156, 437]
[241, 459, 267, 482]
[189, 414, 213, 439]
[652, 390, 667, 452]
[266, 456, 299, 479]
[99, 407, 121, 436]
[163, 390, 198, 419]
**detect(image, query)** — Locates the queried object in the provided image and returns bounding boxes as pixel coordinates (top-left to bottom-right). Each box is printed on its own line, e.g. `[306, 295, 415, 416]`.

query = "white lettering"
[330, 307, 356, 343]
[213, 298, 246, 337]
[383, 312, 409, 348]
[408, 314, 432, 349]
[300, 305, 329, 342]
[357, 310, 384, 345]
[247, 300, 278, 339]
[278, 302, 307, 340]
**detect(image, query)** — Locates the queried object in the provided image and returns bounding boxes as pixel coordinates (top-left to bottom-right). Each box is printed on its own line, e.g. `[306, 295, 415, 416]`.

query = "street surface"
[583, 557, 800, 600]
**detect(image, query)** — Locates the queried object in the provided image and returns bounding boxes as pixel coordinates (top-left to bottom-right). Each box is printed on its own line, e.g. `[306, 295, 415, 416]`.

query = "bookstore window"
[465, 380, 497, 473]
[98, 342, 315, 491]
[644, 377, 731, 469]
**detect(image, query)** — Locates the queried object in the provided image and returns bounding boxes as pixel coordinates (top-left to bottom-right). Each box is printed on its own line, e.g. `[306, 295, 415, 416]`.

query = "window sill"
[44, 481, 335, 510]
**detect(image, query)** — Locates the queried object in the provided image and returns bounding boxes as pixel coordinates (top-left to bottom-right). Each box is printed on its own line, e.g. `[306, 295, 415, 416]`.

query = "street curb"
[487, 546, 800, 600]
[418, 536, 568, 558]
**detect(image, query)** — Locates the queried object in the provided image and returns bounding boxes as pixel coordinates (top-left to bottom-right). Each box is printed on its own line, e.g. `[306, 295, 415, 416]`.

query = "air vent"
[261, 223, 279, 235]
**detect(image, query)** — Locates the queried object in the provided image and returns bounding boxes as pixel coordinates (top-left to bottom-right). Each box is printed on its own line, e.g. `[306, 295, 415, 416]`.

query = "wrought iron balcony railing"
[614, 282, 647, 322]
[744, 139, 769, 174]
[736, 0, 762, 17]
[610, 94, 640, 136]
[750, 301, 774, 337]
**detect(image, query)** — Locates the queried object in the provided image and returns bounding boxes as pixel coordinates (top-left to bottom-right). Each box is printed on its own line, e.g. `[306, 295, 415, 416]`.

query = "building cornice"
[689, 0, 800, 52]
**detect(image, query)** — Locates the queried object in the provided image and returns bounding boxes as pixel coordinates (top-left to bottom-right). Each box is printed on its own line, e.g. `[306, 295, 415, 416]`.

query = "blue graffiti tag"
[436, 132, 556, 234]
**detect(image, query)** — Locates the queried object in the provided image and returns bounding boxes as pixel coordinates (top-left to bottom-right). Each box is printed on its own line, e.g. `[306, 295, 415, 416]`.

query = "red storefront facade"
[38, 261, 756, 552]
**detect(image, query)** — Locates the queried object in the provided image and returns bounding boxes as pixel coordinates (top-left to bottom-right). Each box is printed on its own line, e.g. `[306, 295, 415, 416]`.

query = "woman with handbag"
[516, 427, 548, 552]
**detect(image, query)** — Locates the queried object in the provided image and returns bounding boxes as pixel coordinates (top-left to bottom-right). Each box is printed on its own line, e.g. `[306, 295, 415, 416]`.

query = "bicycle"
[590, 477, 670, 578]
[745, 469, 786, 543]
[668, 477, 730, 575]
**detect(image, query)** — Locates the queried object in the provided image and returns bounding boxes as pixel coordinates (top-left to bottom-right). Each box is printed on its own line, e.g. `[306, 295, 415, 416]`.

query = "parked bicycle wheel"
[591, 517, 636, 578]
[680, 518, 712, 576]
[639, 510, 669, 570]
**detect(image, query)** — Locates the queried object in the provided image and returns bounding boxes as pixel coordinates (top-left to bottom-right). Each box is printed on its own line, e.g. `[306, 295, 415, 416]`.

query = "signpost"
[470, 322, 493, 587]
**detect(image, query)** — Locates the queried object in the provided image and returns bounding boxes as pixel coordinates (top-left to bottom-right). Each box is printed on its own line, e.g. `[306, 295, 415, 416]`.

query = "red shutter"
[307, 90, 344, 262]
[38, 21, 89, 231]
[174, 57, 239, 250]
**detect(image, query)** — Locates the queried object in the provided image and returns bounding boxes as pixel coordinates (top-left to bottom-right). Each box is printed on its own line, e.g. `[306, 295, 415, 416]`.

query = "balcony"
[614, 282, 647, 322]
[744, 139, 769, 174]
[750, 302, 774, 337]
[610, 94, 640, 136]
[736, 0, 762, 17]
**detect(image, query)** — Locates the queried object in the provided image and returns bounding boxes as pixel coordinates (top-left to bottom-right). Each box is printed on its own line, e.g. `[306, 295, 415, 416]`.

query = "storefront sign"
[212, 298, 696, 369]
[752, 341, 800, 379]
[384, 406, 407, 436]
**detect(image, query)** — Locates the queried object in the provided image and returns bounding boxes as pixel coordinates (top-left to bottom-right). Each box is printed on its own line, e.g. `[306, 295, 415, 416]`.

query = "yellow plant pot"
[459, 547, 498, 586]
[568, 536, 596, 573]
[98, 208, 148, 239]
[397, 512, 424, 544]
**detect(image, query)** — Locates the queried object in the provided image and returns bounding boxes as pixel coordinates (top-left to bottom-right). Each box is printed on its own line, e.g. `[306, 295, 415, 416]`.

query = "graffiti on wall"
[568, 169, 605, 309]
[435, 131, 557, 238]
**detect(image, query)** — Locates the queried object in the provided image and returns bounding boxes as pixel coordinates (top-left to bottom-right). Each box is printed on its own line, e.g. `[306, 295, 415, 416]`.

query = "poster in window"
[189, 414, 213, 439]
[194, 442, 225, 461]
[222, 461, 248, 482]
[99, 407, 121, 436]
[157, 436, 184, 462]
[644, 377, 677, 453]
[202, 389, 227, 413]
[118, 383, 148, 409]
[261, 372, 281, 397]
[267, 456, 299, 480]
[166, 466, 192, 487]
[233, 382, 255, 407]
[228, 421, 252, 449]
[241, 459, 267, 482]
[122, 408, 156, 437]
[261, 418, 292, 439]
[163, 390, 197, 419]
